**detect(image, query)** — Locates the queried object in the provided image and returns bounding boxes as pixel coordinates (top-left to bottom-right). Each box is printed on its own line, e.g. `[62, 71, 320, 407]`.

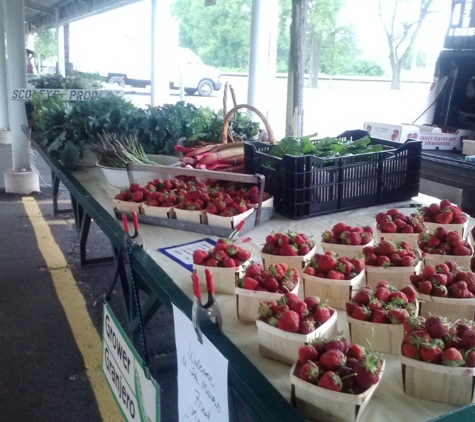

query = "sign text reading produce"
[11, 88, 123, 101]
[102, 302, 160, 422]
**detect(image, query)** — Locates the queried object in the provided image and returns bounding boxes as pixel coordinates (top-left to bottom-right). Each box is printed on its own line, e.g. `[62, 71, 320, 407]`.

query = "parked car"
[106, 47, 222, 97]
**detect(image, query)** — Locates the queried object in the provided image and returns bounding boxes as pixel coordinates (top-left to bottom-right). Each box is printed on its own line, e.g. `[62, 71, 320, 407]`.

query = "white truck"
[106, 47, 222, 96]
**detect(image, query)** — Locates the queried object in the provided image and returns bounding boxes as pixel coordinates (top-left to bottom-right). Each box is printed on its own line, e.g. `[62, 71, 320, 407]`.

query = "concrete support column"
[4, 0, 39, 193]
[56, 8, 65, 76]
[0, 0, 11, 140]
[247, 0, 278, 122]
[150, 0, 172, 106]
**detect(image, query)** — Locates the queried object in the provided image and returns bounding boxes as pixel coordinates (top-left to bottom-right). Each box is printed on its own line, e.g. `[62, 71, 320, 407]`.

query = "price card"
[172, 304, 229, 422]
[158, 238, 216, 272]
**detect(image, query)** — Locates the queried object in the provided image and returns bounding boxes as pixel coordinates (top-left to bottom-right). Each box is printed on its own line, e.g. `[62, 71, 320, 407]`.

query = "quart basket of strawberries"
[364, 240, 422, 290]
[256, 294, 337, 365]
[261, 230, 317, 276]
[410, 261, 475, 320]
[418, 227, 473, 268]
[320, 222, 374, 258]
[419, 199, 470, 237]
[346, 282, 418, 355]
[235, 262, 300, 323]
[400, 315, 475, 406]
[290, 336, 385, 422]
[192, 238, 252, 295]
[375, 208, 425, 249]
[302, 251, 366, 310]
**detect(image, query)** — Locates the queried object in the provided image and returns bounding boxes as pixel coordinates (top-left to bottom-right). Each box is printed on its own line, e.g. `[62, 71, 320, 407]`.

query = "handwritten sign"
[158, 238, 216, 272]
[172, 304, 228, 422]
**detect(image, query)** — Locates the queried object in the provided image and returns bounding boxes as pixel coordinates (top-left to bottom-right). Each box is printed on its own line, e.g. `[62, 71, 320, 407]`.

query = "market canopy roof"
[24, 0, 140, 32]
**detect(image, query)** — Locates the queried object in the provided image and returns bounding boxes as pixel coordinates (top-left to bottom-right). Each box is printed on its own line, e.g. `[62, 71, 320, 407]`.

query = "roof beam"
[25, 1, 55, 16]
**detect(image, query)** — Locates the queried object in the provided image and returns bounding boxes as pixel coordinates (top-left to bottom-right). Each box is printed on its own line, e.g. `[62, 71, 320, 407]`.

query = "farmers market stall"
[30, 138, 475, 422]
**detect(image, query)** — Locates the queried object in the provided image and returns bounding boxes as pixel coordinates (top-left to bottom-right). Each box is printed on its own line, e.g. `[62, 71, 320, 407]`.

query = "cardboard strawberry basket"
[244, 130, 422, 219]
[290, 360, 386, 422]
[400, 355, 475, 406]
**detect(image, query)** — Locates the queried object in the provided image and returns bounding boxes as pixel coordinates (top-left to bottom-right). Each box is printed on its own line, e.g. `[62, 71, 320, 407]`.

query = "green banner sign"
[102, 302, 160, 422]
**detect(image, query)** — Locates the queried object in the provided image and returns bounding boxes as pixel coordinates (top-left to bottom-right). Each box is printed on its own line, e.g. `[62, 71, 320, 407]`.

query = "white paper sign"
[172, 304, 229, 422]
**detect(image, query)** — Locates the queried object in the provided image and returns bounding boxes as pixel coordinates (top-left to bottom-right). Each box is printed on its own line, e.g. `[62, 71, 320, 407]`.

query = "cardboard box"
[363, 121, 475, 151]
[416, 126, 475, 151]
[363, 122, 419, 143]
[462, 139, 475, 155]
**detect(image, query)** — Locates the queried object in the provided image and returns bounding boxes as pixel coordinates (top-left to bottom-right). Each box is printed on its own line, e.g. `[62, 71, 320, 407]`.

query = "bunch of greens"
[269, 135, 383, 159]
[90, 132, 152, 168]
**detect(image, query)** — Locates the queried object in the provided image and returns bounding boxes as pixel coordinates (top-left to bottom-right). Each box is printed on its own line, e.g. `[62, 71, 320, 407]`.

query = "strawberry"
[420, 339, 444, 364]
[318, 254, 337, 273]
[279, 243, 298, 256]
[325, 335, 350, 353]
[347, 344, 365, 361]
[381, 221, 397, 233]
[465, 350, 475, 367]
[298, 345, 319, 364]
[403, 315, 426, 333]
[374, 286, 391, 302]
[303, 296, 319, 312]
[353, 288, 373, 305]
[298, 361, 320, 384]
[317, 371, 342, 392]
[351, 305, 371, 321]
[245, 263, 262, 278]
[401, 343, 419, 359]
[326, 269, 345, 280]
[242, 277, 259, 290]
[275, 304, 290, 318]
[276, 310, 300, 333]
[418, 280, 433, 295]
[263, 277, 279, 292]
[299, 316, 317, 335]
[290, 300, 308, 316]
[205, 257, 218, 267]
[320, 349, 346, 371]
[223, 257, 237, 268]
[354, 350, 383, 389]
[441, 347, 465, 367]
[378, 240, 396, 256]
[461, 330, 475, 350]
[435, 211, 454, 224]
[388, 308, 409, 324]
[372, 309, 389, 324]
[425, 315, 449, 339]
[314, 303, 332, 324]
[193, 249, 209, 265]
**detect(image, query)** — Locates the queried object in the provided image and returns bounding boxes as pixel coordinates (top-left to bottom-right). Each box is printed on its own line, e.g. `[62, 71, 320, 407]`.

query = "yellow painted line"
[22, 197, 123, 421]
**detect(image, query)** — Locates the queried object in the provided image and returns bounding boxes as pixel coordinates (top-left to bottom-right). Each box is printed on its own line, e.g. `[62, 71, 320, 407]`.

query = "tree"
[307, 0, 345, 87]
[171, 0, 252, 69]
[34, 29, 57, 72]
[377, 0, 436, 89]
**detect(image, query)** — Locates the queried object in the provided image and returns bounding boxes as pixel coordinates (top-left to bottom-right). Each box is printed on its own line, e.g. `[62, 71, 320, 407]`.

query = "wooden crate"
[235, 284, 299, 323]
[320, 240, 373, 259]
[174, 208, 208, 225]
[376, 229, 420, 250]
[347, 315, 406, 355]
[112, 199, 144, 214]
[400, 355, 475, 406]
[206, 207, 254, 229]
[290, 360, 386, 422]
[418, 293, 475, 320]
[141, 203, 175, 219]
[365, 261, 422, 290]
[302, 271, 365, 310]
[424, 219, 469, 238]
[423, 253, 473, 270]
[193, 263, 247, 295]
[261, 246, 316, 277]
[256, 310, 337, 365]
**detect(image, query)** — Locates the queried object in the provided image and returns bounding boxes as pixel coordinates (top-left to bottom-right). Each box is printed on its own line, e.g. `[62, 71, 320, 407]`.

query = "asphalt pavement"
[0, 143, 178, 422]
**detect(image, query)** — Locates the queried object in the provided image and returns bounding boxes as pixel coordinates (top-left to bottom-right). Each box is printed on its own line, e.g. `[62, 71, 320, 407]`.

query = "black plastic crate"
[244, 130, 422, 219]
[444, 0, 475, 50]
